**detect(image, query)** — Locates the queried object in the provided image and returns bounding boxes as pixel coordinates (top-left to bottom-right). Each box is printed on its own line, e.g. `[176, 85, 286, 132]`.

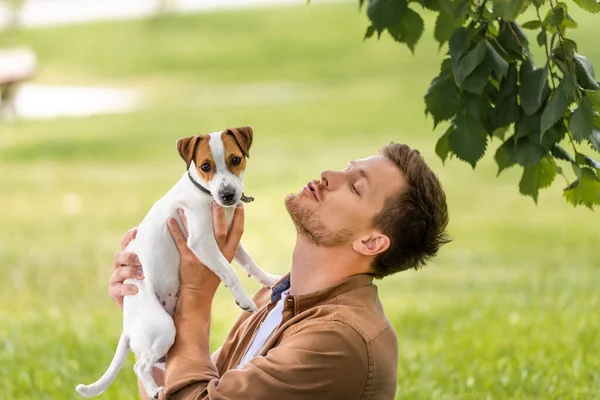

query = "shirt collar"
[270, 272, 375, 313]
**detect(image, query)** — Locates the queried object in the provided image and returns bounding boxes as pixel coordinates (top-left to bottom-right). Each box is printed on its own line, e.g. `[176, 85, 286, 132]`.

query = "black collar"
[187, 171, 255, 203]
[188, 171, 212, 196]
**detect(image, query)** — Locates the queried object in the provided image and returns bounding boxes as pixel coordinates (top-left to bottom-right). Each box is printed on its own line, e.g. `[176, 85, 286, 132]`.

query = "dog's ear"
[176, 135, 202, 170]
[226, 126, 253, 158]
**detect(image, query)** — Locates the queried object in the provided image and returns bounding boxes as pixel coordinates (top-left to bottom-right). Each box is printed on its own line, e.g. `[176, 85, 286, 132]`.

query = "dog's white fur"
[76, 131, 279, 399]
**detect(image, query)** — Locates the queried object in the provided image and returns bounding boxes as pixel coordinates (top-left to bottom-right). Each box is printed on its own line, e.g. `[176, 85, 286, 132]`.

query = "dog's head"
[177, 126, 253, 207]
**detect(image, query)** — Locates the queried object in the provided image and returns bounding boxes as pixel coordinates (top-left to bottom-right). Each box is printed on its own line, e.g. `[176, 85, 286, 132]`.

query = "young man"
[109, 143, 450, 399]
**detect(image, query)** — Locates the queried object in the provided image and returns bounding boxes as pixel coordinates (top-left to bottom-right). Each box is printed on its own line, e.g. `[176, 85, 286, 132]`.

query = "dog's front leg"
[183, 211, 257, 312]
[234, 243, 281, 288]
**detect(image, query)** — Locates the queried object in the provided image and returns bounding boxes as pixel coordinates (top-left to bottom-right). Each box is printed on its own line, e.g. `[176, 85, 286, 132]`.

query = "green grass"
[1, 3, 599, 399]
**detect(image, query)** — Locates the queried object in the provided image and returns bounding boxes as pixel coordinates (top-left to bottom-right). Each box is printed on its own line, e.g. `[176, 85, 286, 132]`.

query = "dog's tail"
[76, 333, 129, 397]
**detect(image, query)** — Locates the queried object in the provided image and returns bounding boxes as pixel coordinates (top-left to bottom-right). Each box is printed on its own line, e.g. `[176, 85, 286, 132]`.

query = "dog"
[76, 126, 280, 399]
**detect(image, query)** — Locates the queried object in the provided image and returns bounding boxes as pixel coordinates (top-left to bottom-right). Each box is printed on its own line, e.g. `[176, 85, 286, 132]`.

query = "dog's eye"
[231, 157, 241, 166]
[201, 163, 211, 172]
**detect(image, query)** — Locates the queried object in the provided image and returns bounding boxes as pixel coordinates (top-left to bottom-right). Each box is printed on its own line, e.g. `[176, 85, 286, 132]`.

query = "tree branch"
[535, 6, 556, 90]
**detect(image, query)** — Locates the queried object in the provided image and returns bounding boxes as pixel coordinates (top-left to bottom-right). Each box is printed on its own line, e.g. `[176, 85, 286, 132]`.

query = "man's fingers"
[168, 218, 188, 251]
[109, 266, 143, 285]
[177, 208, 189, 237]
[120, 228, 137, 251]
[226, 205, 245, 249]
[113, 251, 141, 269]
[109, 284, 138, 301]
[212, 202, 227, 245]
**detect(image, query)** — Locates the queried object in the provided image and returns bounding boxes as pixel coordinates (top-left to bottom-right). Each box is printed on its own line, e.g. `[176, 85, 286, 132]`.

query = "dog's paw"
[235, 297, 258, 313]
[260, 273, 282, 289]
[151, 386, 164, 400]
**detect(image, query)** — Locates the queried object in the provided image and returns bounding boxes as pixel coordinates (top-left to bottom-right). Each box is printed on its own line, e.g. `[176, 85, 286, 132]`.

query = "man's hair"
[371, 143, 450, 279]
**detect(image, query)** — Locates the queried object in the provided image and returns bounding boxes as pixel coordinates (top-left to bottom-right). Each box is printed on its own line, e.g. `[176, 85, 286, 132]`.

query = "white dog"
[76, 126, 280, 399]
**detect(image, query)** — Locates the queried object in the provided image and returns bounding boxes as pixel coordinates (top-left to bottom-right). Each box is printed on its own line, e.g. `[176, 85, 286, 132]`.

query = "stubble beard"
[284, 193, 352, 247]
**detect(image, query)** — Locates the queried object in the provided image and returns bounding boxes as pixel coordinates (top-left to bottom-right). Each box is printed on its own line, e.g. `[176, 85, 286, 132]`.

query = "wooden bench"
[0, 46, 37, 120]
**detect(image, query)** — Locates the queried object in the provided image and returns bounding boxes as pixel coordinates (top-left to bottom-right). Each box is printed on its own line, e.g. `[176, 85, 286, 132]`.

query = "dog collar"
[187, 171, 255, 203]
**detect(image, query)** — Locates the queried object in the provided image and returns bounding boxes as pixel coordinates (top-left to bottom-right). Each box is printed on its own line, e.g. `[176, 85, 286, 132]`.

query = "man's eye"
[350, 183, 359, 196]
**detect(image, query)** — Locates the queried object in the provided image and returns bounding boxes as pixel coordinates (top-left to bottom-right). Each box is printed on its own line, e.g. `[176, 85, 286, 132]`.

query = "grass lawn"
[1, 2, 599, 399]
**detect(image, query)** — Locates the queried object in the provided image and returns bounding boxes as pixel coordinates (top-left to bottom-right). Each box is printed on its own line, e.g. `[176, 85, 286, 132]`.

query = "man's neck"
[289, 235, 371, 296]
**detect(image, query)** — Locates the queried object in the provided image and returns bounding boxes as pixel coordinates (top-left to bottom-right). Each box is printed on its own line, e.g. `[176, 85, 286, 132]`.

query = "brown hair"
[371, 143, 451, 278]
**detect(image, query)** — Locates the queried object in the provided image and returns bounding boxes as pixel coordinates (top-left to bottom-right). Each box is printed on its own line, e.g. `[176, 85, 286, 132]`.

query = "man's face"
[285, 156, 405, 247]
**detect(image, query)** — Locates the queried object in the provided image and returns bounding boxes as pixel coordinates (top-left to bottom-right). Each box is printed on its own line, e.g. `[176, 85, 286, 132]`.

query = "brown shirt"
[163, 274, 398, 400]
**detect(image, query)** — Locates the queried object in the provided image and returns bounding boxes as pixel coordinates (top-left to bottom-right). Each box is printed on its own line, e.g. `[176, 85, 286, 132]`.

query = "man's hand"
[167, 202, 245, 296]
[109, 228, 143, 308]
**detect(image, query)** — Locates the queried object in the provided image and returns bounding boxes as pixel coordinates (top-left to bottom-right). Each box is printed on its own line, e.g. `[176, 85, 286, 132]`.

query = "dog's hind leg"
[234, 243, 281, 288]
[133, 332, 174, 399]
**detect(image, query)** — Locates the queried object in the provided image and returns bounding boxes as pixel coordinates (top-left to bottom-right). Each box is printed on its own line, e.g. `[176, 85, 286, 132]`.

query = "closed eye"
[349, 181, 360, 197]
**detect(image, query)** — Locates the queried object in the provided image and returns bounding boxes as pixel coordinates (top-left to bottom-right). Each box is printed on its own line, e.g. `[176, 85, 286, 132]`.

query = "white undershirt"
[237, 289, 290, 369]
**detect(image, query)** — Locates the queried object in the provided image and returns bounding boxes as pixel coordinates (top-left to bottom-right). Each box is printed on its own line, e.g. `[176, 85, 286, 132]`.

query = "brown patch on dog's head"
[176, 134, 215, 182]
[177, 134, 203, 170]
[224, 126, 253, 158]
[221, 132, 247, 176]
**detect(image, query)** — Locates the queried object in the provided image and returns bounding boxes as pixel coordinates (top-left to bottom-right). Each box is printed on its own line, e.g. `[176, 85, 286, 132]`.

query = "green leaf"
[521, 20, 541, 29]
[495, 138, 517, 175]
[515, 111, 541, 140]
[513, 138, 546, 167]
[519, 64, 549, 116]
[589, 128, 600, 152]
[536, 30, 547, 47]
[419, 0, 441, 11]
[434, 12, 455, 47]
[519, 157, 556, 203]
[436, 125, 453, 163]
[540, 73, 577, 135]
[367, 0, 407, 31]
[532, 0, 546, 7]
[364, 25, 376, 40]
[587, 89, 600, 110]
[449, 27, 470, 61]
[545, 6, 566, 27]
[462, 62, 489, 94]
[583, 154, 600, 169]
[493, 125, 510, 141]
[574, 53, 600, 90]
[569, 96, 594, 142]
[551, 144, 575, 162]
[387, 7, 424, 53]
[573, 0, 600, 13]
[493, 0, 524, 20]
[529, 123, 565, 151]
[486, 41, 508, 78]
[564, 167, 600, 208]
[425, 73, 461, 127]
[454, 40, 487, 86]
[493, 94, 519, 129]
[449, 108, 488, 168]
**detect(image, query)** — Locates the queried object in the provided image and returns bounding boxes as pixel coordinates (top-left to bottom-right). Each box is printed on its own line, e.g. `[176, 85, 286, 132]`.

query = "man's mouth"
[304, 181, 320, 201]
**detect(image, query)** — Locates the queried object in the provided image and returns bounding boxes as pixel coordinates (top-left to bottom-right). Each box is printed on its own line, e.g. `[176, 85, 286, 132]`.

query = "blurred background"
[0, 0, 598, 399]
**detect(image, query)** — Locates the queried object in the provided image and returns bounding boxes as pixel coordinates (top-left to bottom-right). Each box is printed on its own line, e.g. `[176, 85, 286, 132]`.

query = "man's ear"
[352, 232, 390, 257]
[176, 135, 202, 170]
[226, 126, 253, 158]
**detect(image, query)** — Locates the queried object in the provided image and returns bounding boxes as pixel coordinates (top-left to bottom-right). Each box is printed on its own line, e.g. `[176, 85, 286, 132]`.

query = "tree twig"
[535, 6, 556, 90]
[548, 0, 570, 73]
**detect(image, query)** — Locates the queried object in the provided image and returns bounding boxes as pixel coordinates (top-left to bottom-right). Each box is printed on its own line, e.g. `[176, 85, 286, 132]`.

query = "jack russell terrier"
[76, 126, 280, 399]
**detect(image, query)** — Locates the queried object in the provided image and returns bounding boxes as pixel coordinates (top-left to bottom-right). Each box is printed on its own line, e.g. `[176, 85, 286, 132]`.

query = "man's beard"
[284, 193, 352, 247]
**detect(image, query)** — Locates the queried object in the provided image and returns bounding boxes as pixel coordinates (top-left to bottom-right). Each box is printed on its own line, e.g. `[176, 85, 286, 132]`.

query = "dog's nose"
[219, 188, 236, 204]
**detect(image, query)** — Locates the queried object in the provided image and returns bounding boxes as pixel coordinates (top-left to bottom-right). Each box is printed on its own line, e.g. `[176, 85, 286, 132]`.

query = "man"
[109, 143, 450, 399]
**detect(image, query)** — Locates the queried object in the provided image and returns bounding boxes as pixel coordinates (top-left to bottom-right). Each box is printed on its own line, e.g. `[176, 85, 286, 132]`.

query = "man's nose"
[321, 171, 330, 188]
